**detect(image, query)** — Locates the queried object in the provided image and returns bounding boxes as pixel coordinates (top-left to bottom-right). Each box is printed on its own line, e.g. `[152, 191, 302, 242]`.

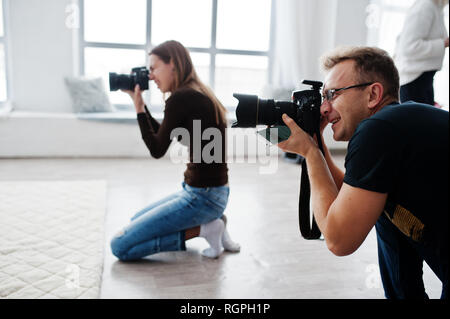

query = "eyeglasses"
[322, 82, 374, 102]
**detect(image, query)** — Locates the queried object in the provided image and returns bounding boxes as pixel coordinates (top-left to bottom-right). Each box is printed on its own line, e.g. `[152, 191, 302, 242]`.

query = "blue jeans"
[375, 213, 448, 299]
[111, 182, 229, 261]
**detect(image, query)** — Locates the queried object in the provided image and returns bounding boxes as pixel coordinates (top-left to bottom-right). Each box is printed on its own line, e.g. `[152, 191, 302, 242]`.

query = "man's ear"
[368, 82, 384, 110]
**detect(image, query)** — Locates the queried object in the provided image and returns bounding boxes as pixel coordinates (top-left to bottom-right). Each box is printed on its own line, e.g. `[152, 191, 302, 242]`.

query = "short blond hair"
[320, 46, 400, 101]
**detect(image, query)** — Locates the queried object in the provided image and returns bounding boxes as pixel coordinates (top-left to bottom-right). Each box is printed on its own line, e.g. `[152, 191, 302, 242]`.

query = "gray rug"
[0, 181, 106, 298]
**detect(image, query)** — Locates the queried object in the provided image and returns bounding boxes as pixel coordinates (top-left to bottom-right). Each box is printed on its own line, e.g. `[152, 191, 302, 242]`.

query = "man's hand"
[121, 84, 145, 113]
[277, 114, 318, 158]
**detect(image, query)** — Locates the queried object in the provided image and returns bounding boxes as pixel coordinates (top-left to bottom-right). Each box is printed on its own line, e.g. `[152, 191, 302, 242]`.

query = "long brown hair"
[150, 40, 227, 126]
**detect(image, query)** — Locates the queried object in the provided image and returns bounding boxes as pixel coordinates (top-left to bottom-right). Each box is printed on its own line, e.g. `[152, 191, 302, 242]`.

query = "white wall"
[334, 0, 370, 46]
[9, 0, 75, 112]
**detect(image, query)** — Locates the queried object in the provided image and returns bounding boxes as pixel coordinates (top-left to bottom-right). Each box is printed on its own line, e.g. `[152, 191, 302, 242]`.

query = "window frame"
[0, 0, 11, 109]
[79, 0, 274, 110]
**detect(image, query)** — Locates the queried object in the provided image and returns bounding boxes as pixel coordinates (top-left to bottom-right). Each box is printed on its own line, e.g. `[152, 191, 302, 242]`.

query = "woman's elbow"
[150, 150, 165, 159]
[144, 142, 167, 159]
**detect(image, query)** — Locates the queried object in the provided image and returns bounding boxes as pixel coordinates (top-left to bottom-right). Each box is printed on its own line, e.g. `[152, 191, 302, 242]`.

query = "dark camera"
[232, 80, 324, 240]
[109, 67, 150, 91]
[232, 80, 323, 136]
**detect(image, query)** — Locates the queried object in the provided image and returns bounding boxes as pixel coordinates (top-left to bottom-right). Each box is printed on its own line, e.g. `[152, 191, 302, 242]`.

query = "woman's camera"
[109, 66, 150, 91]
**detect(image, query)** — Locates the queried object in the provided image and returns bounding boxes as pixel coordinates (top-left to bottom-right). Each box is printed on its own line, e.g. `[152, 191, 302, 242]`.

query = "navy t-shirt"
[344, 102, 448, 246]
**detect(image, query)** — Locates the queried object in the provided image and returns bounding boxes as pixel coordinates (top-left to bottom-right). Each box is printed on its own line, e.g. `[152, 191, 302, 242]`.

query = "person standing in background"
[394, 0, 449, 105]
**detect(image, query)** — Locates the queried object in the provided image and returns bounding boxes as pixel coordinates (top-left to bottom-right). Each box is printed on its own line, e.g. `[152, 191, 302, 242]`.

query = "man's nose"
[320, 100, 331, 117]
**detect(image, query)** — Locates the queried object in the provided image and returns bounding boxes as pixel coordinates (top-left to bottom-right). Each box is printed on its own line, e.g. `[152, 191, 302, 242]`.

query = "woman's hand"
[277, 114, 318, 158]
[121, 84, 145, 113]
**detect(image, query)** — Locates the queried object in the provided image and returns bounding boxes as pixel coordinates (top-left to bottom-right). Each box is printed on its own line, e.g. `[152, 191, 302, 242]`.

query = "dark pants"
[375, 213, 448, 299]
[400, 71, 437, 106]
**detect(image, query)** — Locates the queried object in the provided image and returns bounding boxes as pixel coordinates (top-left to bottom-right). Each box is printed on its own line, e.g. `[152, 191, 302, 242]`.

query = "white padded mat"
[0, 181, 106, 299]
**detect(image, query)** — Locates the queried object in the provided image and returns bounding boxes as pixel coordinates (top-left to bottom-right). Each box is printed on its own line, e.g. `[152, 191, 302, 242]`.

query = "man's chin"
[332, 130, 348, 142]
[332, 130, 340, 141]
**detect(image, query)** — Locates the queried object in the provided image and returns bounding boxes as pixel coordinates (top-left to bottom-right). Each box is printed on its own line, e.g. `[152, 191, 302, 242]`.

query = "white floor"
[0, 156, 442, 299]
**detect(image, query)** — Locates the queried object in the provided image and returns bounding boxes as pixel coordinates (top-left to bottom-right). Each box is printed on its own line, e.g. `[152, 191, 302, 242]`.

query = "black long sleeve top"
[137, 87, 228, 187]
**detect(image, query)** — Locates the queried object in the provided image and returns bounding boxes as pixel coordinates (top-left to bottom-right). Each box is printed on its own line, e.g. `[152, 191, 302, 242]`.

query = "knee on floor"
[110, 236, 132, 261]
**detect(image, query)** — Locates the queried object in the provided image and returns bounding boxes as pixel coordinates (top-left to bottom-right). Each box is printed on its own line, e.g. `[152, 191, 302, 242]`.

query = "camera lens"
[232, 94, 259, 127]
[109, 73, 135, 91]
[109, 67, 150, 91]
[232, 94, 297, 127]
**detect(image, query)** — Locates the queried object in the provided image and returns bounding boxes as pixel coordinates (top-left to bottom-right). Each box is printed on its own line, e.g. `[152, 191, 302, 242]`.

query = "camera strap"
[298, 159, 322, 239]
[298, 129, 324, 240]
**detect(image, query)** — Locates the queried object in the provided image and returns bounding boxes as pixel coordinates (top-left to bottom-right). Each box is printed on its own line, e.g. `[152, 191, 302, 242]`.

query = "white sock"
[199, 219, 224, 258]
[220, 215, 240, 252]
[222, 228, 241, 252]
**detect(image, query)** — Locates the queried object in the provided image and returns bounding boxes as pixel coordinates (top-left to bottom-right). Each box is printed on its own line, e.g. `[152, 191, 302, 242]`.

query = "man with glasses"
[278, 46, 448, 299]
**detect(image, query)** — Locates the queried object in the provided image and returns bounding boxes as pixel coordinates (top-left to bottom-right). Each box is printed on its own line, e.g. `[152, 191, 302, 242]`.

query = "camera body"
[109, 66, 150, 91]
[232, 80, 323, 137]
